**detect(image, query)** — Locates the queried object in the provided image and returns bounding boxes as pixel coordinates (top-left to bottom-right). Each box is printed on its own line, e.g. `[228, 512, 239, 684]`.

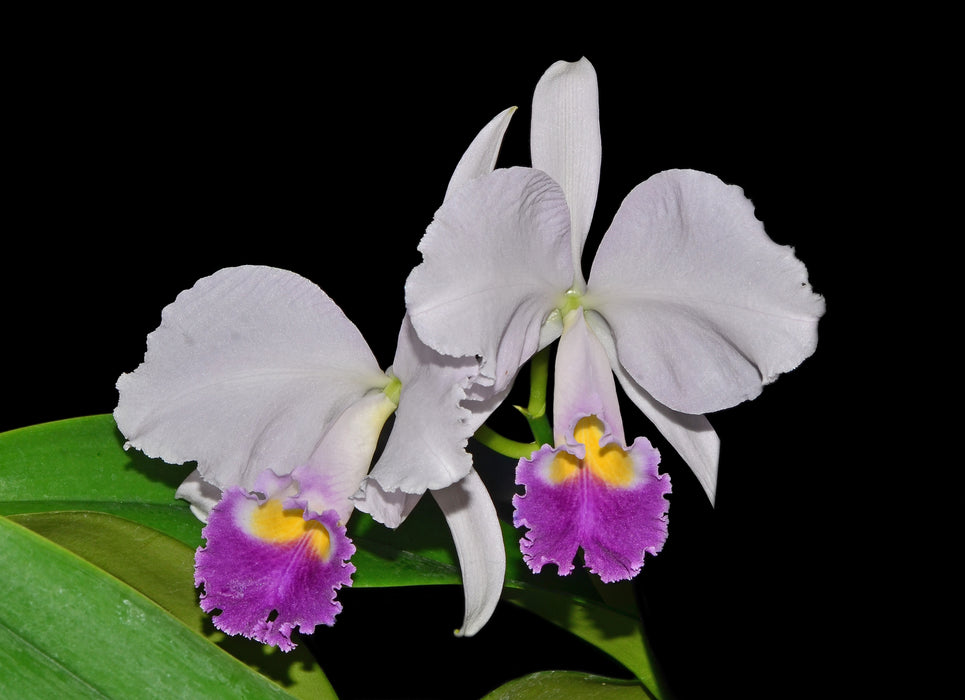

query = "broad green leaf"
[9, 511, 336, 700]
[482, 671, 651, 699]
[0, 415, 201, 547]
[0, 416, 667, 697]
[0, 515, 304, 699]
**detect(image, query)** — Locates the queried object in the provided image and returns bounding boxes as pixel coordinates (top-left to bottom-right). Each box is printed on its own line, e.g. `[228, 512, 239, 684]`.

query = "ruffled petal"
[431, 469, 505, 637]
[530, 57, 602, 276]
[115, 265, 388, 492]
[586, 310, 721, 504]
[445, 106, 516, 201]
[364, 316, 479, 496]
[195, 471, 355, 651]
[513, 429, 669, 583]
[588, 169, 825, 415]
[407, 167, 573, 391]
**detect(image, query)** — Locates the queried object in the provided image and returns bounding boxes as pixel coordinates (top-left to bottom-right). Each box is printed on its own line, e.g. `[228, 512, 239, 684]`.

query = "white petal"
[588, 169, 825, 415]
[407, 167, 573, 391]
[445, 106, 516, 202]
[530, 57, 602, 270]
[431, 469, 505, 637]
[174, 469, 222, 523]
[350, 479, 424, 529]
[299, 390, 398, 523]
[552, 308, 626, 447]
[365, 316, 479, 494]
[586, 310, 720, 504]
[115, 266, 388, 491]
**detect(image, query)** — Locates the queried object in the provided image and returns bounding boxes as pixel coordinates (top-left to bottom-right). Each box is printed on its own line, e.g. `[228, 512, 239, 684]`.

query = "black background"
[3, 14, 941, 700]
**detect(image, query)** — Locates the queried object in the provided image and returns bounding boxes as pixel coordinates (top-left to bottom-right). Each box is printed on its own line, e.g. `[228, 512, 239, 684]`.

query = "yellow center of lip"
[248, 498, 332, 560]
[548, 416, 635, 487]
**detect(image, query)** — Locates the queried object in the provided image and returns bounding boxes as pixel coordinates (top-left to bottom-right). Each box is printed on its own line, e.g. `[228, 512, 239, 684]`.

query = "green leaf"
[0, 515, 307, 699]
[0, 416, 668, 697]
[0, 415, 201, 548]
[482, 671, 651, 699]
[9, 511, 336, 700]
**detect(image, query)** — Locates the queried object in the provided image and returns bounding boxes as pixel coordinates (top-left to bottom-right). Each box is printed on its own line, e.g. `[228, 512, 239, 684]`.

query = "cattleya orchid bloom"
[407, 58, 825, 508]
[513, 307, 671, 580]
[114, 265, 503, 649]
[113, 103, 528, 648]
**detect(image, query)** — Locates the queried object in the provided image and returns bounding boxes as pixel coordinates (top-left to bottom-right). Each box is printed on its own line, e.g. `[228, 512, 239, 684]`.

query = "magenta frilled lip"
[194, 471, 356, 651]
[513, 417, 671, 583]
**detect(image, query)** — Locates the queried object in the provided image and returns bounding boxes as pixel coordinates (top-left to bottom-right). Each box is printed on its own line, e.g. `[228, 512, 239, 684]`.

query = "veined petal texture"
[195, 471, 355, 651]
[431, 468, 506, 637]
[407, 167, 574, 391]
[531, 57, 602, 266]
[586, 311, 721, 505]
[115, 265, 389, 491]
[365, 316, 479, 496]
[552, 308, 627, 449]
[446, 106, 516, 201]
[588, 169, 825, 415]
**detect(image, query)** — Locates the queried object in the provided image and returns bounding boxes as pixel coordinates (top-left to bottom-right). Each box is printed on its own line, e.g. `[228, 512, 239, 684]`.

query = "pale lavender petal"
[174, 469, 221, 523]
[586, 310, 721, 504]
[446, 106, 516, 201]
[407, 167, 573, 391]
[588, 169, 825, 415]
[115, 265, 388, 492]
[195, 474, 355, 652]
[552, 308, 626, 448]
[531, 57, 602, 274]
[350, 479, 423, 529]
[294, 390, 397, 523]
[366, 316, 479, 495]
[431, 469, 505, 637]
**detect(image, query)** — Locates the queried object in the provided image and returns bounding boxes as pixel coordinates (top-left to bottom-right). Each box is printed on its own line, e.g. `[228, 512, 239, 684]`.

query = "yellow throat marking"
[249, 498, 332, 560]
[548, 416, 635, 487]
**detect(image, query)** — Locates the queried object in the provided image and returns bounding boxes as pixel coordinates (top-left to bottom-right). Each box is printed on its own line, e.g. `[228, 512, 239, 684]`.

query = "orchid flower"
[113, 102, 523, 648]
[513, 307, 671, 581]
[114, 264, 501, 649]
[406, 58, 825, 507]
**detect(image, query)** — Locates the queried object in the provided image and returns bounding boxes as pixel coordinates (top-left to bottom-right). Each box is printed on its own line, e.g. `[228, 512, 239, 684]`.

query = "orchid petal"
[513, 423, 669, 583]
[431, 469, 505, 637]
[195, 471, 355, 651]
[552, 308, 626, 448]
[295, 390, 398, 523]
[531, 57, 601, 278]
[445, 106, 516, 201]
[350, 479, 423, 529]
[407, 167, 573, 391]
[588, 169, 825, 415]
[366, 316, 479, 494]
[115, 265, 388, 492]
[174, 469, 222, 523]
[586, 309, 721, 504]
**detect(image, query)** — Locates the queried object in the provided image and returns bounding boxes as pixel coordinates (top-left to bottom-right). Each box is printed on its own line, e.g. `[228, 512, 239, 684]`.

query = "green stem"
[473, 425, 539, 460]
[519, 346, 554, 446]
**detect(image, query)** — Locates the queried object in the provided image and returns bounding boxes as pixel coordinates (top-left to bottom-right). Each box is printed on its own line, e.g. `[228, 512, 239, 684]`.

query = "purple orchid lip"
[195, 476, 356, 652]
[513, 416, 670, 583]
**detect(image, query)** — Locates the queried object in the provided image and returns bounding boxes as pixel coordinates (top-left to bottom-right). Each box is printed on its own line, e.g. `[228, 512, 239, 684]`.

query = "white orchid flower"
[406, 57, 825, 505]
[113, 104, 521, 648]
